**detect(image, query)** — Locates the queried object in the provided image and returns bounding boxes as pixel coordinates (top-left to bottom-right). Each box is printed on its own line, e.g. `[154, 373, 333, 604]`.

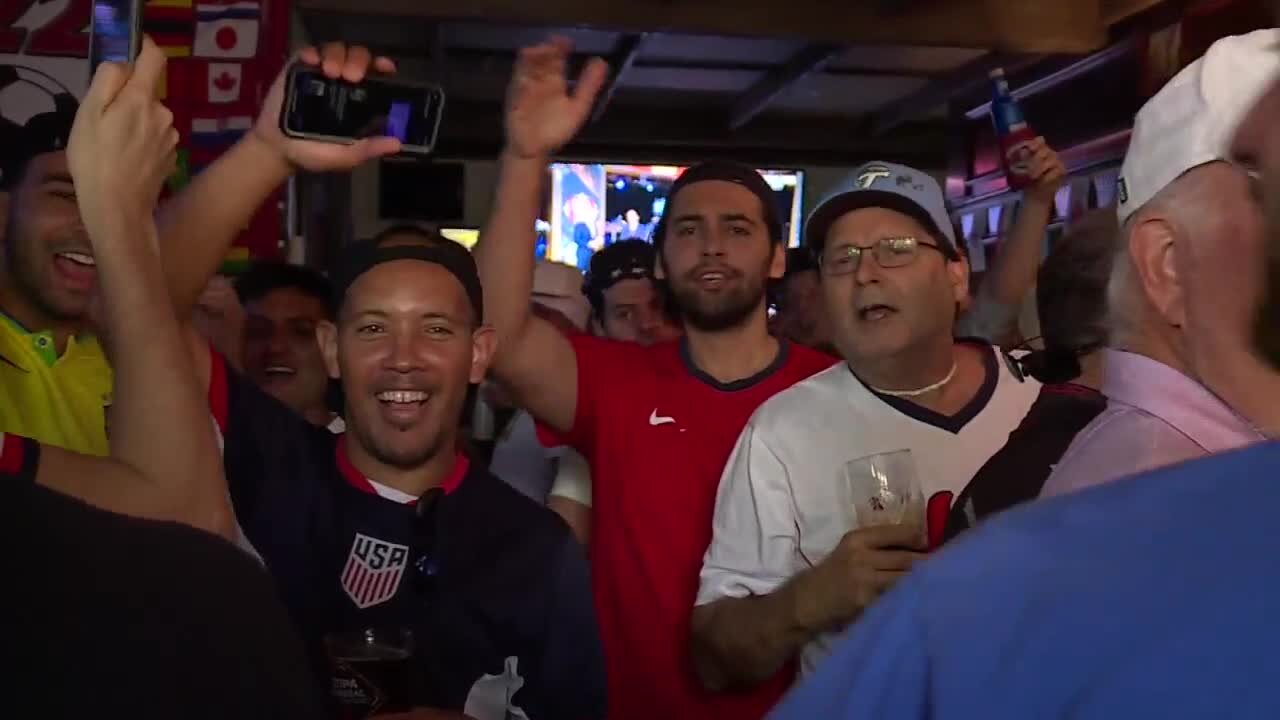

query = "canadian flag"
[207, 63, 242, 104]
[193, 2, 260, 59]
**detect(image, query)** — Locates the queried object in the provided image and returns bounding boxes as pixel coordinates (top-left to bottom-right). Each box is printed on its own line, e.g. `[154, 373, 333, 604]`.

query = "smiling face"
[0, 151, 96, 327]
[819, 207, 968, 365]
[319, 259, 494, 470]
[657, 180, 784, 332]
[242, 287, 331, 420]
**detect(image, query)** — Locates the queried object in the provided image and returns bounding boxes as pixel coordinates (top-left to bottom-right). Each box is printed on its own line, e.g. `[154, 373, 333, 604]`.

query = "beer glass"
[843, 449, 925, 536]
[325, 627, 416, 720]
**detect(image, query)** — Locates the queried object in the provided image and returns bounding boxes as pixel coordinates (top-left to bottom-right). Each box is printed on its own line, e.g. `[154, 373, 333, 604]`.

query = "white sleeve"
[696, 419, 799, 607]
[548, 448, 592, 506]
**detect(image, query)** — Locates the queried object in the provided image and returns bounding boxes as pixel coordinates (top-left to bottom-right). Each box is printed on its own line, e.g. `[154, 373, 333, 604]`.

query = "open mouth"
[53, 251, 98, 290]
[375, 389, 432, 426]
[858, 304, 898, 322]
[262, 365, 297, 382]
[695, 268, 732, 290]
[376, 390, 430, 404]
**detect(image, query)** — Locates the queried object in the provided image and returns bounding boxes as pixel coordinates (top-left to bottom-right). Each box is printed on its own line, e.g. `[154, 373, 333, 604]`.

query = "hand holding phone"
[280, 65, 445, 155]
[239, 45, 403, 174]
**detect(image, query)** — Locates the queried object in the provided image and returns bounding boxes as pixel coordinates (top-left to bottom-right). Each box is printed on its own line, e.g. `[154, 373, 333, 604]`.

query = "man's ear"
[946, 251, 971, 305]
[769, 242, 786, 280]
[654, 250, 667, 281]
[1127, 217, 1185, 327]
[469, 325, 498, 384]
[316, 321, 341, 379]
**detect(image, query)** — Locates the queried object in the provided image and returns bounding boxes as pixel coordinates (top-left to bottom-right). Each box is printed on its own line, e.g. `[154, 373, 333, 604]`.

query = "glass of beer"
[843, 449, 925, 537]
[325, 627, 416, 720]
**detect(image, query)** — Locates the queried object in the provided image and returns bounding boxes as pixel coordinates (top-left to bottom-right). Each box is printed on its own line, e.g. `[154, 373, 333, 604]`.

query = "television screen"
[547, 163, 804, 271]
[439, 220, 552, 258]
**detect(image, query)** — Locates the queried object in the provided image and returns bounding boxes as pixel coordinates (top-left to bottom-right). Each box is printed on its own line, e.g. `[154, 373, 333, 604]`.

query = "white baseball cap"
[532, 260, 590, 331]
[805, 161, 958, 254]
[1117, 28, 1280, 223]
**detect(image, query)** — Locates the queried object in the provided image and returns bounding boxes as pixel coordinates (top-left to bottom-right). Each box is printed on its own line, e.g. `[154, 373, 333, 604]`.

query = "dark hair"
[1022, 209, 1117, 383]
[233, 262, 336, 319]
[370, 223, 445, 247]
[0, 101, 77, 191]
[652, 162, 784, 251]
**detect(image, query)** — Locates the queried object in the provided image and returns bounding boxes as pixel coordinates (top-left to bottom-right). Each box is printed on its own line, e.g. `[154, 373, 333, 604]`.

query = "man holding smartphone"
[148, 44, 605, 720]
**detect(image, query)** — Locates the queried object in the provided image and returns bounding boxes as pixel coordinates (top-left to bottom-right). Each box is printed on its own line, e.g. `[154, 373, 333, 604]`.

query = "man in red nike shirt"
[472, 38, 835, 719]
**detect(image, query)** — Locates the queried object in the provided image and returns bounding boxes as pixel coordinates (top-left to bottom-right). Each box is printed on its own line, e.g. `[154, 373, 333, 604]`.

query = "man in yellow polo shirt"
[0, 103, 112, 456]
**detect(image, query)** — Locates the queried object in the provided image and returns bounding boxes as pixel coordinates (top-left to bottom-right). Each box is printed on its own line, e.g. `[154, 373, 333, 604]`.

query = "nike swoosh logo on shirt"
[649, 409, 676, 426]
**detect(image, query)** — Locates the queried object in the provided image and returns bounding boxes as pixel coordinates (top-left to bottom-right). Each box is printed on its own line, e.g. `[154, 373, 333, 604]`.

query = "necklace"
[866, 361, 958, 398]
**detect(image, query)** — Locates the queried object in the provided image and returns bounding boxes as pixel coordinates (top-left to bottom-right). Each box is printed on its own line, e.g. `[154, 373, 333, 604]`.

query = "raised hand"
[251, 43, 403, 172]
[66, 37, 179, 238]
[1022, 137, 1066, 204]
[504, 37, 609, 160]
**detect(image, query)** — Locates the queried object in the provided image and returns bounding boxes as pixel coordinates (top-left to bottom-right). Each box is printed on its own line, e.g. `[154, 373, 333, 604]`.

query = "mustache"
[682, 263, 742, 281]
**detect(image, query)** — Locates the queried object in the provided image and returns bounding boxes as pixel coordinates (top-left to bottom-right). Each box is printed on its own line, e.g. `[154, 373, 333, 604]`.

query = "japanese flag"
[193, 2, 260, 59]
[207, 63, 242, 104]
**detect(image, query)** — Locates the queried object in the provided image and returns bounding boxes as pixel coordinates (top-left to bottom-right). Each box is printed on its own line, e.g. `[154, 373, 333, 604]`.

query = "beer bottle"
[989, 68, 1038, 190]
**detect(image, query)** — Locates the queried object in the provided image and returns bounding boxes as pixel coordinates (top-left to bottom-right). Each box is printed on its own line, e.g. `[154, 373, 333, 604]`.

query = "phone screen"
[89, 0, 138, 74]
[284, 69, 445, 152]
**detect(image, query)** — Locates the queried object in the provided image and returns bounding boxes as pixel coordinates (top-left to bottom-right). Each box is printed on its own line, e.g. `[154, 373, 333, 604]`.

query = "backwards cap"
[653, 162, 784, 248]
[332, 234, 484, 323]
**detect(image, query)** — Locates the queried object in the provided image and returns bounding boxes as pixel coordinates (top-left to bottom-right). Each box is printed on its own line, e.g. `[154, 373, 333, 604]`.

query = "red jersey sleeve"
[0, 432, 40, 483]
[560, 334, 639, 457]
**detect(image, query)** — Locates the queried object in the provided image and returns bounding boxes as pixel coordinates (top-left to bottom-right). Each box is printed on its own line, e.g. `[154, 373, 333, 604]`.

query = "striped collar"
[334, 435, 469, 505]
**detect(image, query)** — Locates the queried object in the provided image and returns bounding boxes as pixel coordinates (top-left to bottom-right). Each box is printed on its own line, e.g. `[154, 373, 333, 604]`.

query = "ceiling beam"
[296, 0, 1111, 53]
[728, 44, 842, 131]
[963, 37, 1139, 119]
[434, 100, 950, 166]
[868, 52, 1040, 136]
[590, 33, 647, 124]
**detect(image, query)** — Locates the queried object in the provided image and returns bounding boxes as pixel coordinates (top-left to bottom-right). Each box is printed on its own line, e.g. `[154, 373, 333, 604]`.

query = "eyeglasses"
[818, 236, 952, 276]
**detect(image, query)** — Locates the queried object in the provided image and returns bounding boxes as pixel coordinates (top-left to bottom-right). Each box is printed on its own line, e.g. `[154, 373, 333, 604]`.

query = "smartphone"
[280, 65, 446, 155]
[88, 0, 143, 74]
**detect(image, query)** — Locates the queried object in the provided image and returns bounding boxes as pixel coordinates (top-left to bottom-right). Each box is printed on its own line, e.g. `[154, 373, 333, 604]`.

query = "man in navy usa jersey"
[168, 45, 605, 720]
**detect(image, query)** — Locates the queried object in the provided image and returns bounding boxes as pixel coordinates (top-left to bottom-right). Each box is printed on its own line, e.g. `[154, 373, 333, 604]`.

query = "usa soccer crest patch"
[341, 533, 411, 609]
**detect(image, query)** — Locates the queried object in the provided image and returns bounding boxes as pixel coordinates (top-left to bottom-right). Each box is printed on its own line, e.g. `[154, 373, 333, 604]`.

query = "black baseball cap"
[0, 103, 76, 188]
[653, 162, 783, 248]
[582, 239, 656, 306]
[332, 235, 484, 323]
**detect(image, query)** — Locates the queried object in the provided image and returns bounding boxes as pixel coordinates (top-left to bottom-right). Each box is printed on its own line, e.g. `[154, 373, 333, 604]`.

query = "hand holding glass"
[843, 449, 925, 536]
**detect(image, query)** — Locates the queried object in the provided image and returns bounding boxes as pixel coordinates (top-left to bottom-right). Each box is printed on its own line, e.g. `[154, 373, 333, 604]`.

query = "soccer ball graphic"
[0, 62, 77, 185]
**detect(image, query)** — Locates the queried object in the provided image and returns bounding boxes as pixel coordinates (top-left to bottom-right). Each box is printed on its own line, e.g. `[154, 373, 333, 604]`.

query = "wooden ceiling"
[297, 0, 1183, 166]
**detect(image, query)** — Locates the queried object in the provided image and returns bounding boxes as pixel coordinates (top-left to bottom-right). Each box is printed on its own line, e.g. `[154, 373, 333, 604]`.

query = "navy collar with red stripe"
[334, 435, 469, 504]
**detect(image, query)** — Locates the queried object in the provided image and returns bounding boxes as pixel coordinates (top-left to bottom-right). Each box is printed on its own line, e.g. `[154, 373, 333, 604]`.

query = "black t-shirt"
[208, 351, 606, 720]
[944, 383, 1107, 543]
[0, 433, 325, 719]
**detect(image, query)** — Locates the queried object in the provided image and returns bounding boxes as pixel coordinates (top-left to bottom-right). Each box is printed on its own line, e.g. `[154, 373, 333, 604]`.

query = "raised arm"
[31, 41, 229, 536]
[473, 39, 608, 433]
[156, 44, 402, 318]
[980, 138, 1064, 308]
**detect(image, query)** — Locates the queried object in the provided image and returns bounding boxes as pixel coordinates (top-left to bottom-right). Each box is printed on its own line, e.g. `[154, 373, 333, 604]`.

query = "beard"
[1256, 185, 1280, 370]
[350, 416, 444, 471]
[666, 259, 771, 333]
[3, 215, 89, 324]
[670, 277, 765, 332]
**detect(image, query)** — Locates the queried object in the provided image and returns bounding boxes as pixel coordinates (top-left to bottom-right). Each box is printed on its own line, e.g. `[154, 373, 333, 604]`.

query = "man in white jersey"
[690, 162, 1040, 690]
